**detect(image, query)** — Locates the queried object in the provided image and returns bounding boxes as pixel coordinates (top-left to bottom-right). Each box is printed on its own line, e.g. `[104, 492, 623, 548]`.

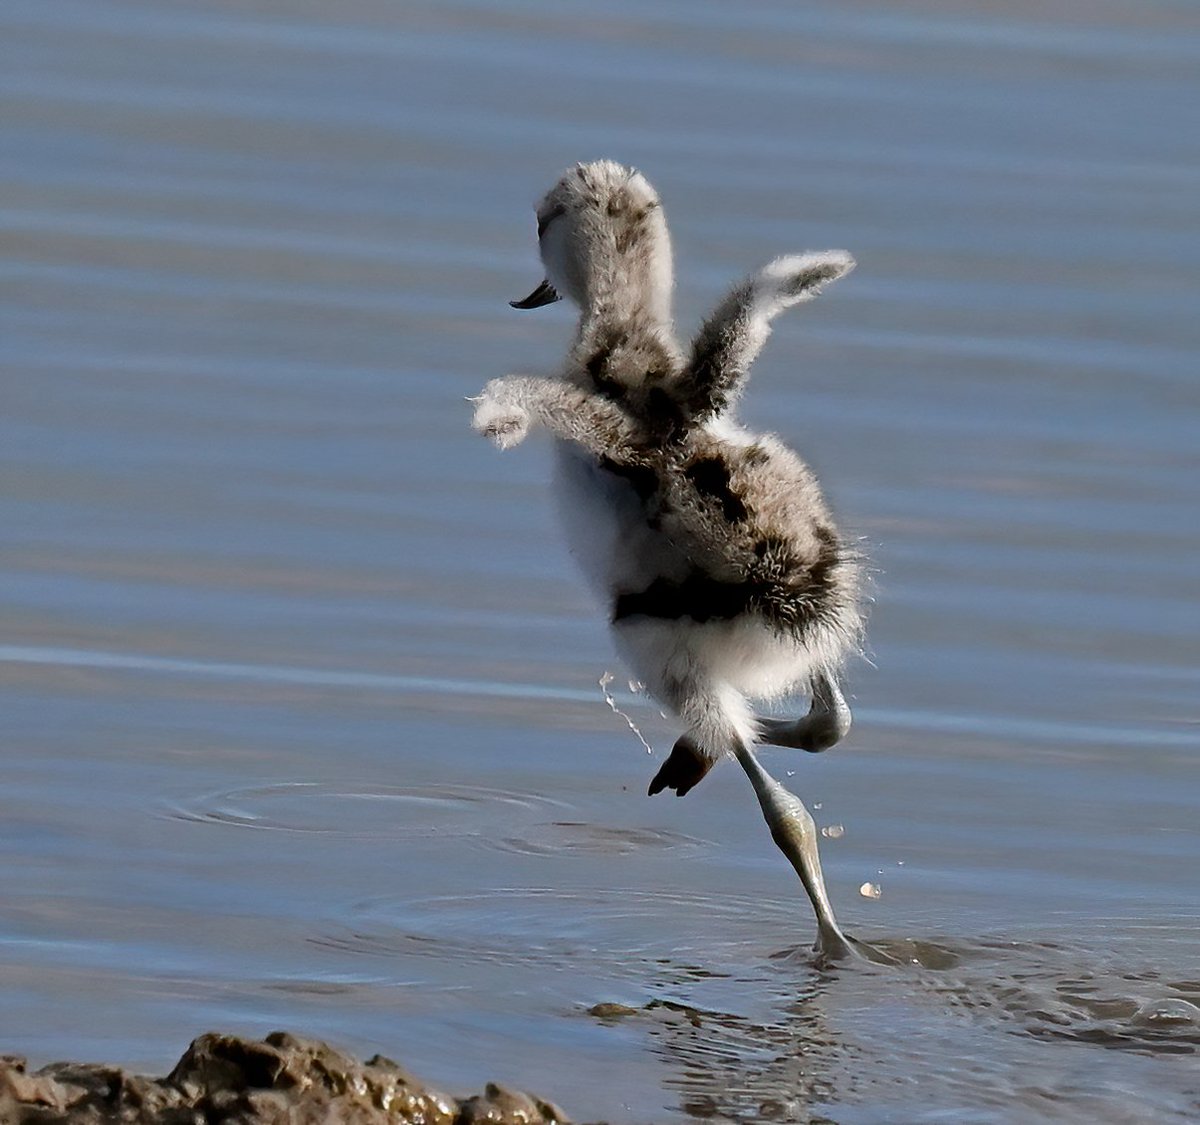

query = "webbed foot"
[648, 736, 713, 797]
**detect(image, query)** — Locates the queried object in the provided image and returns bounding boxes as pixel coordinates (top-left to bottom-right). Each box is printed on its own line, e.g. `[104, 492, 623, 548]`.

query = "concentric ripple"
[162, 781, 569, 840]
[311, 886, 803, 980]
[489, 821, 709, 857]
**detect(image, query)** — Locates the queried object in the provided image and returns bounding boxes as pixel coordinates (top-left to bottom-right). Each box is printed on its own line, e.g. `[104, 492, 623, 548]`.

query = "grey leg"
[732, 741, 858, 963]
[758, 673, 851, 753]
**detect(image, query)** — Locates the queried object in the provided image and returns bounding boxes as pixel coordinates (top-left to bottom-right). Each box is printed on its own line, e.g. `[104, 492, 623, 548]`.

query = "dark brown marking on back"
[745, 529, 845, 639]
[586, 333, 629, 401]
[612, 572, 757, 624]
[599, 456, 660, 503]
[805, 525, 841, 602]
[679, 353, 729, 421]
[685, 456, 747, 523]
[644, 387, 686, 442]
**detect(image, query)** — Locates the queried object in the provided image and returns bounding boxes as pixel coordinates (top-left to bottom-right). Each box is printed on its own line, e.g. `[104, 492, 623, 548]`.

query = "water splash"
[599, 671, 654, 754]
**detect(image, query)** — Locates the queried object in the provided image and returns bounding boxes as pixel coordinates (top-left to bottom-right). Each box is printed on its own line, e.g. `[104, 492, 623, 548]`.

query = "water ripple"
[161, 781, 569, 840]
[310, 886, 803, 980]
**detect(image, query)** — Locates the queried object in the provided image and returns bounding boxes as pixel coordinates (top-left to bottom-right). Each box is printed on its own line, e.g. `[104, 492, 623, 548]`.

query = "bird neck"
[573, 265, 675, 361]
[575, 225, 674, 336]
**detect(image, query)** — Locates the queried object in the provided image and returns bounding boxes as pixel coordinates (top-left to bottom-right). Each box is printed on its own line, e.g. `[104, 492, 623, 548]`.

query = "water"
[2, 1, 1198, 1120]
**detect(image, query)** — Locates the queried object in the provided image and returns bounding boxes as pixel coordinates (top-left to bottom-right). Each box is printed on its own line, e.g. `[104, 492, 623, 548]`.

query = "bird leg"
[758, 673, 851, 754]
[732, 740, 857, 963]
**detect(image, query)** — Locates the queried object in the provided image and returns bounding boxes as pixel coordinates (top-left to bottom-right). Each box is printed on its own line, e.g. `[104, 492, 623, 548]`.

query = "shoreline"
[0, 1030, 573, 1124]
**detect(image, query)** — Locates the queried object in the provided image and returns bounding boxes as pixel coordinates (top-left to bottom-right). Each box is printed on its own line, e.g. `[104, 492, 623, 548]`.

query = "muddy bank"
[0, 1031, 572, 1124]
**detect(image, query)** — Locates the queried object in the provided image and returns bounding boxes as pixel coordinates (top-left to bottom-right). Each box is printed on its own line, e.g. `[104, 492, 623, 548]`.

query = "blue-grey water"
[2, 2, 1198, 1121]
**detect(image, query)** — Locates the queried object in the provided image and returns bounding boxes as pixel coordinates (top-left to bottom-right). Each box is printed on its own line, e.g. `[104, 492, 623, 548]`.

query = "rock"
[584, 1004, 639, 1022]
[0, 1031, 572, 1124]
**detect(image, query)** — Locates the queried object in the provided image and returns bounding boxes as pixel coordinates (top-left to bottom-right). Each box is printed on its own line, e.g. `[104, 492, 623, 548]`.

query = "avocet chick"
[472, 160, 865, 962]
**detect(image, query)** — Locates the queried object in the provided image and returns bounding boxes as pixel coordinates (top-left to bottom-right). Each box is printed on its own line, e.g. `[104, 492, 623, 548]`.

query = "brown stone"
[0, 1031, 573, 1124]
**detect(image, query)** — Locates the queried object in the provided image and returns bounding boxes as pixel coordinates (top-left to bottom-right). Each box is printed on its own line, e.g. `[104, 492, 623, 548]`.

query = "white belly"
[551, 444, 689, 606]
[612, 615, 815, 704]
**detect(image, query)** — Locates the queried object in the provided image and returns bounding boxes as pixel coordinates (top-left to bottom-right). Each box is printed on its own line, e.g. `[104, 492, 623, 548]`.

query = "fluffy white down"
[470, 390, 530, 450]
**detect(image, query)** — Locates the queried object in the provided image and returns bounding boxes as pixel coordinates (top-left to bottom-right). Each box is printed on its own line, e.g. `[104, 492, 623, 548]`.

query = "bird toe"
[648, 737, 712, 798]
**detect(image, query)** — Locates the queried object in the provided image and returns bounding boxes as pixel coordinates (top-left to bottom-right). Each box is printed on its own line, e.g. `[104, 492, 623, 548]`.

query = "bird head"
[511, 160, 674, 326]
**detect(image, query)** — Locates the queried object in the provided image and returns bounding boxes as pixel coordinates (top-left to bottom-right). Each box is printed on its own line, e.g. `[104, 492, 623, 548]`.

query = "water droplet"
[599, 672, 654, 754]
[859, 882, 882, 899]
[820, 824, 844, 839]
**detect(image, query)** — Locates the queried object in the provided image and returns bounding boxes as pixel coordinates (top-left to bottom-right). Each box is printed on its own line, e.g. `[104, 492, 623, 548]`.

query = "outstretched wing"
[676, 251, 855, 422]
[471, 374, 648, 465]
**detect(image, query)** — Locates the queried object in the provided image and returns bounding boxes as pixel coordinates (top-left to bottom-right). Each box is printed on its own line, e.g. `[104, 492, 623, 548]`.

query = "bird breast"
[551, 444, 689, 605]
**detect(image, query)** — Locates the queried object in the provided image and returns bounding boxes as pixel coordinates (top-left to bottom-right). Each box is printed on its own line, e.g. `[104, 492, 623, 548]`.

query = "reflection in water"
[591, 934, 1200, 1121]
[628, 988, 843, 1124]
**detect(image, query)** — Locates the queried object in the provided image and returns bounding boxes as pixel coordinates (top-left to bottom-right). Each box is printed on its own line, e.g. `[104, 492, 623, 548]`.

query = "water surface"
[2, 1, 1198, 1121]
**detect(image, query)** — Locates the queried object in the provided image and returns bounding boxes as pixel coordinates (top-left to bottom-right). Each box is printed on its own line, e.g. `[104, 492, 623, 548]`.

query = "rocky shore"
[0, 1031, 572, 1124]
